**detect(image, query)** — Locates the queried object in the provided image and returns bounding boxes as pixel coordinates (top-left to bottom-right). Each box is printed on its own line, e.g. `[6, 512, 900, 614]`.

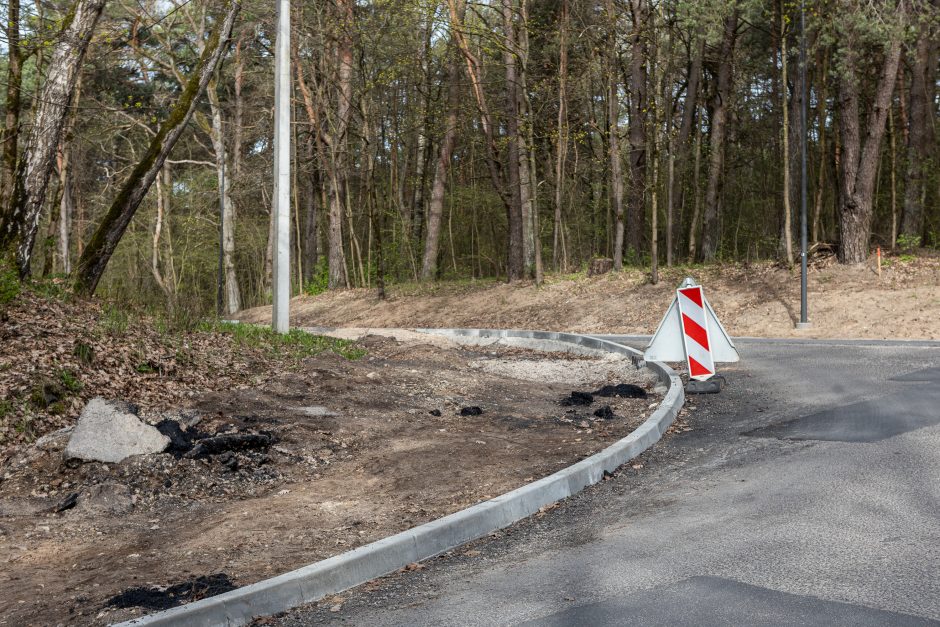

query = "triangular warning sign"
[644, 278, 739, 364]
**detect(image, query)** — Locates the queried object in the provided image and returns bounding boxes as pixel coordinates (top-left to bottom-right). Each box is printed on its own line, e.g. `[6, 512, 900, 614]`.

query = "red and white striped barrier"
[644, 278, 739, 386]
[676, 286, 715, 381]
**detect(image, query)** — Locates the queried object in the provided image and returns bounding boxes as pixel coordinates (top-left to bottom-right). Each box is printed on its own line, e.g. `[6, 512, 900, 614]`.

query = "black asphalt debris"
[184, 433, 274, 459]
[560, 391, 594, 406]
[593, 384, 647, 399]
[53, 492, 79, 513]
[459, 406, 484, 416]
[106, 573, 237, 611]
[155, 419, 198, 457]
[217, 451, 239, 471]
[593, 405, 616, 420]
[430, 409, 442, 417]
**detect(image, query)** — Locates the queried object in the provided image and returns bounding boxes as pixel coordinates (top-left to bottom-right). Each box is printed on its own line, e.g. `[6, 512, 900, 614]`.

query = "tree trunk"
[302, 135, 319, 284]
[812, 48, 829, 244]
[626, 0, 648, 259]
[58, 146, 74, 275]
[421, 2, 464, 281]
[836, 8, 904, 264]
[448, 0, 514, 248]
[673, 33, 703, 256]
[1, 0, 23, 215]
[327, 0, 354, 289]
[899, 18, 938, 241]
[151, 165, 174, 303]
[74, 0, 240, 295]
[294, 49, 321, 286]
[779, 1, 794, 266]
[688, 117, 703, 260]
[1, 0, 107, 275]
[553, 0, 569, 272]
[56, 74, 81, 276]
[700, 10, 738, 262]
[518, 0, 539, 281]
[206, 79, 242, 314]
[606, 0, 625, 271]
[502, 0, 525, 281]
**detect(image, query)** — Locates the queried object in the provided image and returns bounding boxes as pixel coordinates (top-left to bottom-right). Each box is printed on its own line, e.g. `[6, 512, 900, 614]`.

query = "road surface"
[277, 338, 940, 626]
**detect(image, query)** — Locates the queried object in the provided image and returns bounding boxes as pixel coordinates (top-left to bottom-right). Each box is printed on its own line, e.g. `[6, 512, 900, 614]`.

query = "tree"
[625, 0, 649, 260]
[0, 0, 108, 276]
[700, 8, 739, 262]
[74, 0, 240, 295]
[421, 0, 464, 281]
[834, 0, 906, 264]
[899, 4, 939, 242]
[606, 0, 626, 271]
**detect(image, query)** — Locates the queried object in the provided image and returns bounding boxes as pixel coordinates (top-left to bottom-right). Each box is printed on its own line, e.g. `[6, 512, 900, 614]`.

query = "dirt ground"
[240, 254, 940, 340]
[0, 330, 669, 626]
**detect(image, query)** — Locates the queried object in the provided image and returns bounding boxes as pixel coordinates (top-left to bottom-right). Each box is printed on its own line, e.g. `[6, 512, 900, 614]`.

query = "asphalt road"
[277, 339, 940, 626]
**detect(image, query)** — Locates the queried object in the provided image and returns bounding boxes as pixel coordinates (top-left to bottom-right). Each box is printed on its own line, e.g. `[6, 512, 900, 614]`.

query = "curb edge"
[116, 329, 683, 627]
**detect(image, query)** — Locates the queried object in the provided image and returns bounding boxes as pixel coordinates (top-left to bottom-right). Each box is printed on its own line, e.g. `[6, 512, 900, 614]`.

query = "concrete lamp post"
[272, 0, 291, 334]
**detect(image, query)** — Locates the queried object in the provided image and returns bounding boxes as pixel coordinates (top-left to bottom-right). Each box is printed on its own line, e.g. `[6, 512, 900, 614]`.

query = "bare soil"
[0, 329, 665, 626]
[240, 254, 940, 340]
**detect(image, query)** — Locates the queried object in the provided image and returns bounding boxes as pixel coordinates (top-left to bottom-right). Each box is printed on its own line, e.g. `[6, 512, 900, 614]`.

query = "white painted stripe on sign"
[676, 286, 716, 381]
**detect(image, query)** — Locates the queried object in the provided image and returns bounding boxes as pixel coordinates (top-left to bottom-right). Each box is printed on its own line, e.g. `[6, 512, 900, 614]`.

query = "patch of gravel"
[470, 356, 656, 387]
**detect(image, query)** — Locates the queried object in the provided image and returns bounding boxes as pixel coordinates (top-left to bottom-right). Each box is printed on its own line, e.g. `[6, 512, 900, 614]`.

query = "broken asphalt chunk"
[559, 391, 594, 406]
[593, 383, 647, 398]
[593, 405, 616, 420]
[184, 433, 274, 459]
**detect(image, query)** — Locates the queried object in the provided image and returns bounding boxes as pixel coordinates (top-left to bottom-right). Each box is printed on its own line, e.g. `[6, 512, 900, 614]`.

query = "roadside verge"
[118, 329, 684, 627]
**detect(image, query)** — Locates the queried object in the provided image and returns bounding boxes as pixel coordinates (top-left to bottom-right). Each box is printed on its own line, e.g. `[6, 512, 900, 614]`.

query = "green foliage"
[58, 368, 83, 393]
[14, 415, 35, 437]
[896, 234, 921, 251]
[29, 275, 71, 301]
[99, 303, 130, 335]
[0, 262, 20, 306]
[0, 399, 13, 420]
[199, 321, 366, 360]
[303, 261, 330, 297]
[73, 341, 95, 365]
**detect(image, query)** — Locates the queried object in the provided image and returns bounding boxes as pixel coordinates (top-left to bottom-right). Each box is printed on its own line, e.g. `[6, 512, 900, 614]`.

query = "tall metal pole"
[272, 0, 291, 333]
[797, 0, 810, 329]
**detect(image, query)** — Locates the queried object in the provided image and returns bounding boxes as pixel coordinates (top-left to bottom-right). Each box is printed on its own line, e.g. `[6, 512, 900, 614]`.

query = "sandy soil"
[0, 332, 667, 625]
[240, 255, 940, 340]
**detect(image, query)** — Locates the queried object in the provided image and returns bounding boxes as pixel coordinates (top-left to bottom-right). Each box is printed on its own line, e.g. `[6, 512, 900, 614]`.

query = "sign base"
[686, 374, 725, 395]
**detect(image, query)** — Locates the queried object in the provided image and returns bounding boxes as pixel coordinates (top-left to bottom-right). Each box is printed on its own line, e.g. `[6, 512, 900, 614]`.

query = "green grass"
[73, 342, 95, 365]
[58, 368, 83, 393]
[0, 262, 19, 305]
[200, 321, 365, 360]
[99, 303, 130, 335]
[29, 274, 70, 301]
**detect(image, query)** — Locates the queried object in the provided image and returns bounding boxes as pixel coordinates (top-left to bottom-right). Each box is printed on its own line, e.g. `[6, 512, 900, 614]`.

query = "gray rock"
[296, 406, 338, 417]
[162, 407, 202, 428]
[76, 481, 133, 515]
[64, 397, 170, 463]
[34, 426, 74, 452]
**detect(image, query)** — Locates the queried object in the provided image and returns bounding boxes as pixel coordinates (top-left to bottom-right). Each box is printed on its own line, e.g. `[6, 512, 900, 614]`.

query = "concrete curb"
[117, 329, 684, 627]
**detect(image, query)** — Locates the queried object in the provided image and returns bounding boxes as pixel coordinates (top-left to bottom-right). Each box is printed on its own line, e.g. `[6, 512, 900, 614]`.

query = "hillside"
[240, 254, 940, 341]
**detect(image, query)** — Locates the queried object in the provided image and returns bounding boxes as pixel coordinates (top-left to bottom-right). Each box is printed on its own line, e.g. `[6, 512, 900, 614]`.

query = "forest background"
[0, 0, 936, 320]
